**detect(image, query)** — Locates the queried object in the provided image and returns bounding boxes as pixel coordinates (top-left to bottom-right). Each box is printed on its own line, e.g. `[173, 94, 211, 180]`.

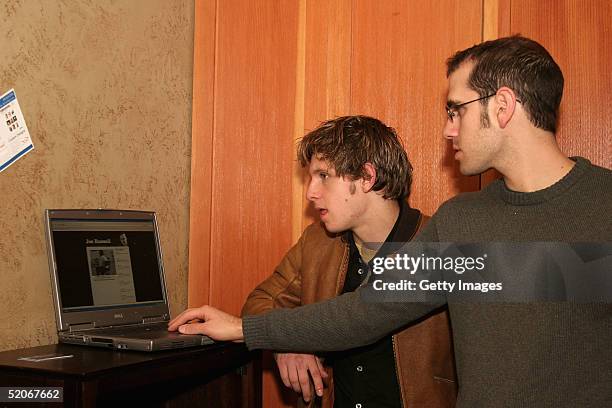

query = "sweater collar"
[492, 157, 590, 206]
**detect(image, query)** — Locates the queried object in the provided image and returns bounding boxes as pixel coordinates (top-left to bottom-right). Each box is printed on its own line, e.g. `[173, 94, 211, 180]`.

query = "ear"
[361, 163, 377, 193]
[494, 87, 520, 129]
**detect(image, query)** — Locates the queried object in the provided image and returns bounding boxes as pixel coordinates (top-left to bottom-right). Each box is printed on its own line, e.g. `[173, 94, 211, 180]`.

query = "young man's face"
[443, 62, 502, 175]
[305, 156, 367, 233]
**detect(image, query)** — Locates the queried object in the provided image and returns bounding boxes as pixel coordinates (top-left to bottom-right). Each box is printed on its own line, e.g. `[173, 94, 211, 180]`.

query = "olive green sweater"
[244, 157, 612, 407]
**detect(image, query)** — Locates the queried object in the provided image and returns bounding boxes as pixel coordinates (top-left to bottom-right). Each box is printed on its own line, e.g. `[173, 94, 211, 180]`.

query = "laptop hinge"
[68, 322, 95, 332]
[142, 315, 167, 324]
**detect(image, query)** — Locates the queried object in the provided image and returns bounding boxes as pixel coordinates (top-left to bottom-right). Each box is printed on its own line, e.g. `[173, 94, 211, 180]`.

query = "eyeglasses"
[446, 94, 522, 123]
[446, 94, 496, 123]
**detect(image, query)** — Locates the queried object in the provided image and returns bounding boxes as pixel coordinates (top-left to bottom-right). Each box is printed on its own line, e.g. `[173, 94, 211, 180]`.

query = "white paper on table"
[0, 89, 34, 173]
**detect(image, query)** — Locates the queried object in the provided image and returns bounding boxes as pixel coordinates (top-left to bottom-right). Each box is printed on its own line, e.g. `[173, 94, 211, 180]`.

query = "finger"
[298, 368, 312, 402]
[315, 357, 328, 378]
[288, 366, 302, 395]
[275, 356, 291, 388]
[168, 309, 189, 329]
[169, 306, 203, 325]
[168, 308, 195, 329]
[178, 322, 208, 335]
[310, 359, 326, 396]
[168, 308, 204, 331]
[304, 360, 324, 398]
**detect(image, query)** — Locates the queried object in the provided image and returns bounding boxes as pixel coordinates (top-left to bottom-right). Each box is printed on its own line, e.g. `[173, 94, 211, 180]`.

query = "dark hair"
[447, 35, 564, 133]
[297, 115, 413, 200]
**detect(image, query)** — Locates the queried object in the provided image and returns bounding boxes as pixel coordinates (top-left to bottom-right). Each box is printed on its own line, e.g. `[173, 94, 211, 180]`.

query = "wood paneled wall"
[190, 1, 611, 407]
[189, 0, 298, 314]
[190, 3, 299, 406]
[348, 0, 483, 214]
[483, 0, 611, 185]
[504, 0, 611, 169]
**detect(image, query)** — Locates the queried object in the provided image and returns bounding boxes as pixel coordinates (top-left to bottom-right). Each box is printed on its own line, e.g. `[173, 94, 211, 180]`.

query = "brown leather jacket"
[242, 209, 456, 408]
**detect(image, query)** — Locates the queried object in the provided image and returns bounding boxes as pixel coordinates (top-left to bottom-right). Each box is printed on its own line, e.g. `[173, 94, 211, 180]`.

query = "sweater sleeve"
[241, 211, 448, 352]
[242, 289, 442, 352]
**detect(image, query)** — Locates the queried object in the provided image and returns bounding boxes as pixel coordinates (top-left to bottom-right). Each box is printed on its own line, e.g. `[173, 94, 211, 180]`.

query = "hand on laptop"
[167, 305, 244, 342]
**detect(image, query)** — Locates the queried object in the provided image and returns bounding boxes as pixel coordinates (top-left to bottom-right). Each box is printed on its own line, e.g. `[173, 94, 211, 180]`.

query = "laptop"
[45, 209, 213, 351]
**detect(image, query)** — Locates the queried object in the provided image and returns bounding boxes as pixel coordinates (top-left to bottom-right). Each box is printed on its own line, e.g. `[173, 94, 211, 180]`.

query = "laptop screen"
[50, 217, 165, 311]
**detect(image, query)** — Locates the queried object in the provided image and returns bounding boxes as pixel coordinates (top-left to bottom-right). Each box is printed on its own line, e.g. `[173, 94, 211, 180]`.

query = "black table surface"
[0, 342, 261, 407]
[0, 342, 248, 379]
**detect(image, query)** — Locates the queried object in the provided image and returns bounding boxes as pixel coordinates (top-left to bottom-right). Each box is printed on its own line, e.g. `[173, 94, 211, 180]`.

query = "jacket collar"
[346, 200, 422, 248]
[391, 200, 422, 242]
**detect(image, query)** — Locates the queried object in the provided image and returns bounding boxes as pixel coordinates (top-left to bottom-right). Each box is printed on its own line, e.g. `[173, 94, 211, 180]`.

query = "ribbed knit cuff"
[242, 314, 269, 350]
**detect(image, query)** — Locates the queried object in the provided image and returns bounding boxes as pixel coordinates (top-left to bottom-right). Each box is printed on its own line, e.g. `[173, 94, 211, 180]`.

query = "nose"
[306, 179, 319, 202]
[443, 118, 458, 140]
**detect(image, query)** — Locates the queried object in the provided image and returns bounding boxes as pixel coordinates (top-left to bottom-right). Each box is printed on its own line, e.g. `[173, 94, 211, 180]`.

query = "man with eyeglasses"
[170, 36, 612, 407]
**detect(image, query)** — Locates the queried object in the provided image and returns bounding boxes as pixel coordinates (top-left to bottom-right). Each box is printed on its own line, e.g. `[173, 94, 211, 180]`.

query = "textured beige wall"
[0, 0, 194, 351]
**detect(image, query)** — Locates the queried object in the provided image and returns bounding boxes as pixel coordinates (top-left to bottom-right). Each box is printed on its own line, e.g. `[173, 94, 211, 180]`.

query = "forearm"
[242, 247, 304, 317]
[243, 290, 440, 352]
[241, 290, 275, 316]
[241, 274, 302, 316]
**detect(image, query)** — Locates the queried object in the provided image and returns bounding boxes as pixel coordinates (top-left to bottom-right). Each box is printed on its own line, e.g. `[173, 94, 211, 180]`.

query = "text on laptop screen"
[50, 219, 164, 311]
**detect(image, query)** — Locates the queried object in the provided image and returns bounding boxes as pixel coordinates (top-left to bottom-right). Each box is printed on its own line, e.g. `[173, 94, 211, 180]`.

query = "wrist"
[234, 317, 244, 342]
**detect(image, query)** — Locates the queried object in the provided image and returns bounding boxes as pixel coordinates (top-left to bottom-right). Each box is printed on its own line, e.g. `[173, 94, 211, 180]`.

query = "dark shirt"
[330, 202, 420, 408]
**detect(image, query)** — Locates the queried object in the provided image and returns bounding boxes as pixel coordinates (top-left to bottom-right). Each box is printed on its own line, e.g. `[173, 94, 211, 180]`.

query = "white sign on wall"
[0, 89, 34, 173]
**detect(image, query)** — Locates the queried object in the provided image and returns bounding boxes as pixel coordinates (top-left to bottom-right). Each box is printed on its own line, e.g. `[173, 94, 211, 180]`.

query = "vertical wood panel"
[291, 0, 307, 245]
[483, 0, 500, 41]
[483, 0, 512, 40]
[303, 0, 353, 126]
[509, 0, 611, 168]
[497, 0, 512, 37]
[350, 0, 483, 216]
[278, 1, 309, 406]
[209, 0, 298, 316]
[206, 5, 300, 404]
[480, 0, 509, 187]
[189, 3, 303, 408]
[297, 0, 353, 231]
[188, 0, 217, 308]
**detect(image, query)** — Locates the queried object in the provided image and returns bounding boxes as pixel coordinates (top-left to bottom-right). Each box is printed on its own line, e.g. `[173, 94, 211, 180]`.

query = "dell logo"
[114, 313, 124, 319]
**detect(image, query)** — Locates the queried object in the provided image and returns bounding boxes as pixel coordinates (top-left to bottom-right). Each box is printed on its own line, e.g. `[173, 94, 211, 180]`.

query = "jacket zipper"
[391, 334, 405, 408]
[393, 211, 421, 408]
[349, 239, 406, 408]
[322, 242, 350, 408]
[335, 242, 350, 294]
